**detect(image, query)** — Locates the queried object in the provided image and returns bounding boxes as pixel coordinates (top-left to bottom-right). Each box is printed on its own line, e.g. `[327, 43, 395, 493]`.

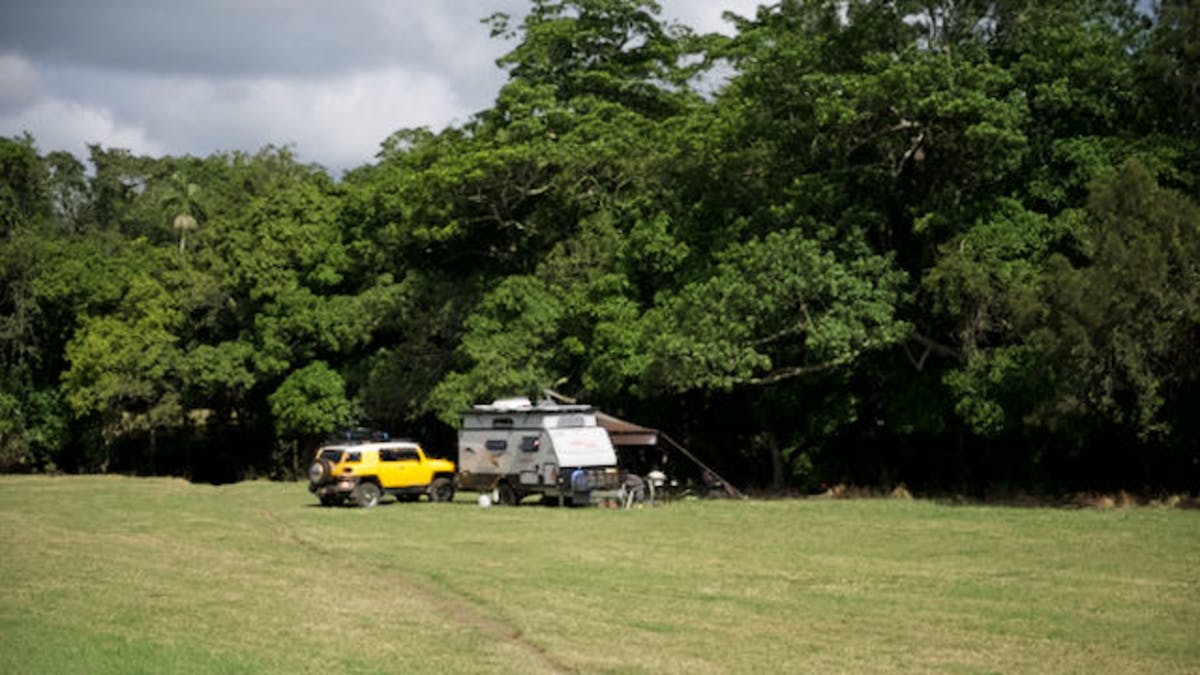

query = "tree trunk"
[767, 432, 784, 491]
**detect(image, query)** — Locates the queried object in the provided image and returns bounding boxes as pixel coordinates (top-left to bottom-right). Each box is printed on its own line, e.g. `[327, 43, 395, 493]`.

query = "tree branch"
[909, 330, 962, 363]
[747, 360, 844, 386]
[903, 341, 933, 371]
[749, 320, 806, 347]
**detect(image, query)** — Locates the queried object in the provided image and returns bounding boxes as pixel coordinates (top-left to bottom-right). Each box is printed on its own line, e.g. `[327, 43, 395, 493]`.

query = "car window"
[319, 449, 344, 463]
[376, 448, 420, 461]
[346, 452, 361, 463]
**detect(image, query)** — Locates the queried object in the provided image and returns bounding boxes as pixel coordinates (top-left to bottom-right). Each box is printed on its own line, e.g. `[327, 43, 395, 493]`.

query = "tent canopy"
[595, 412, 659, 447]
[552, 394, 743, 498]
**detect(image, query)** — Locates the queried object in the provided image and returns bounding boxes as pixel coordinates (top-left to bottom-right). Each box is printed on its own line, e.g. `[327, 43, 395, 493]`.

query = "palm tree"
[162, 171, 204, 254]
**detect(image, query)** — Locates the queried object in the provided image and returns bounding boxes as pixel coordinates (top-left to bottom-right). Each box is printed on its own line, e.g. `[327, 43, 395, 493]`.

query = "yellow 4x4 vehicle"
[307, 441, 456, 507]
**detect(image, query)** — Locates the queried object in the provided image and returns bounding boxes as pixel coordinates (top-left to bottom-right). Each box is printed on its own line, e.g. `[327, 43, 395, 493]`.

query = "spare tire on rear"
[308, 459, 332, 485]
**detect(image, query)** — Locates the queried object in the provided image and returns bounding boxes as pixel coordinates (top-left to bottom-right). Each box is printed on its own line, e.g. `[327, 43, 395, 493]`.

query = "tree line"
[2, 0, 1197, 493]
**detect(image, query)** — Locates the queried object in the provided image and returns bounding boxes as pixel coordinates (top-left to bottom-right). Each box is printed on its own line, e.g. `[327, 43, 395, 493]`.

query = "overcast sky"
[0, 1, 762, 175]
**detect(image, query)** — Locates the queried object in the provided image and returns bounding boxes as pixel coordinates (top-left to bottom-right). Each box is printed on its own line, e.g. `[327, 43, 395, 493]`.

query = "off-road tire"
[352, 481, 382, 508]
[319, 493, 344, 507]
[429, 477, 455, 503]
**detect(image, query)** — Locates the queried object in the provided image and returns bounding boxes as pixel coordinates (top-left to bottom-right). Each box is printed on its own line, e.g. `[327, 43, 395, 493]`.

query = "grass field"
[1, 476, 1197, 674]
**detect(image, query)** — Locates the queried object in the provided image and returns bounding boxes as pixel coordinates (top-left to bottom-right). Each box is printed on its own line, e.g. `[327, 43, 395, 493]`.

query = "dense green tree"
[61, 269, 185, 470]
[1, 0, 1197, 491]
[269, 360, 350, 473]
[636, 229, 909, 392]
[44, 151, 92, 232]
[0, 136, 49, 238]
[1034, 161, 1200, 437]
[486, 0, 705, 116]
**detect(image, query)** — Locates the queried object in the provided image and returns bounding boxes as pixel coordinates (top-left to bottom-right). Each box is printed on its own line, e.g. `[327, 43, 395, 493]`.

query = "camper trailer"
[457, 398, 620, 505]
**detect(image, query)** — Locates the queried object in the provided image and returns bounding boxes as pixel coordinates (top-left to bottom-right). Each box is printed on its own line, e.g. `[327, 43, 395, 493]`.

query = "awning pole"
[659, 433, 746, 499]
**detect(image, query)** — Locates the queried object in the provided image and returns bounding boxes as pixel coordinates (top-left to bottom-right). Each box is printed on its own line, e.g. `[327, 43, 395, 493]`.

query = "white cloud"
[2, 65, 462, 172]
[662, 0, 764, 35]
[188, 68, 463, 170]
[0, 96, 165, 158]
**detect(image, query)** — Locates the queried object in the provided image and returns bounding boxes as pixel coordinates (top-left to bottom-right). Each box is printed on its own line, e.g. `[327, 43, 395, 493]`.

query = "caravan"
[457, 398, 620, 505]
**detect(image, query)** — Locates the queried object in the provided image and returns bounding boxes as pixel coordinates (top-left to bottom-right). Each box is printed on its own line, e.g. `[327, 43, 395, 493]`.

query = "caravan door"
[516, 433, 543, 486]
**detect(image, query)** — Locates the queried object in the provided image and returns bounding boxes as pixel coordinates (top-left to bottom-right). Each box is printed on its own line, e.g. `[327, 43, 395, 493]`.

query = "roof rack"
[325, 428, 398, 445]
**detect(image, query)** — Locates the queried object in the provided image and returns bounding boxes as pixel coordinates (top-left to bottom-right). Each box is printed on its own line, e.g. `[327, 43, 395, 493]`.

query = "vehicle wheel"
[352, 482, 382, 508]
[497, 482, 520, 506]
[308, 459, 332, 485]
[319, 494, 343, 507]
[428, 477, 455, 503]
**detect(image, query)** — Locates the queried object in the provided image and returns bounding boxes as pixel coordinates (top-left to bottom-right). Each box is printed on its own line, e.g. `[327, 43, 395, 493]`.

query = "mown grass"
[1, 476, 1197, 674]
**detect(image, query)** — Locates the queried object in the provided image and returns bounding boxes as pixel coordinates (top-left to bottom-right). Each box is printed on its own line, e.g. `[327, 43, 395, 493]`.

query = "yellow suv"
[307, 441, 456, 507]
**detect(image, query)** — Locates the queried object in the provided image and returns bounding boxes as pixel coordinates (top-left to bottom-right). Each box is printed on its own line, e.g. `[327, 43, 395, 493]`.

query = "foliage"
[268, 361, 350, 440]
[62, 271, 185, 448]
[1033, 161, 1200, 438]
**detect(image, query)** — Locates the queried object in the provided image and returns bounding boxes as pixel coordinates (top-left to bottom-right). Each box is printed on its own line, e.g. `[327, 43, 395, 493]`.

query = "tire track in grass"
[259, 509, 572, 674]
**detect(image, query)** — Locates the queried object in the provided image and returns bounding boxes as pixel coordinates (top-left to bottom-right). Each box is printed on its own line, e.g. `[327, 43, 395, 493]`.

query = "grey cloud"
[0, 54, 41, 114]
[0, 0, 523, 78]
[1, 1, 763, 173]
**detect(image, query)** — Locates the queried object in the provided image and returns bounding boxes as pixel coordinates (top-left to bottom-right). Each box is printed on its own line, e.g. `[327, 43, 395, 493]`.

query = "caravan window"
[492, 418, 514, 429]
[520, 436, 539, 453]
[485, 439, 508, 452]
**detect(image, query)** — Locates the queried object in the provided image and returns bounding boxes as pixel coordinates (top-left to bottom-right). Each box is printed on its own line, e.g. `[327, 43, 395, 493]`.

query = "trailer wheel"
[497, 482, 520, 506]
[352, 481, 382, 508]
[428, 477, 455, 503]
